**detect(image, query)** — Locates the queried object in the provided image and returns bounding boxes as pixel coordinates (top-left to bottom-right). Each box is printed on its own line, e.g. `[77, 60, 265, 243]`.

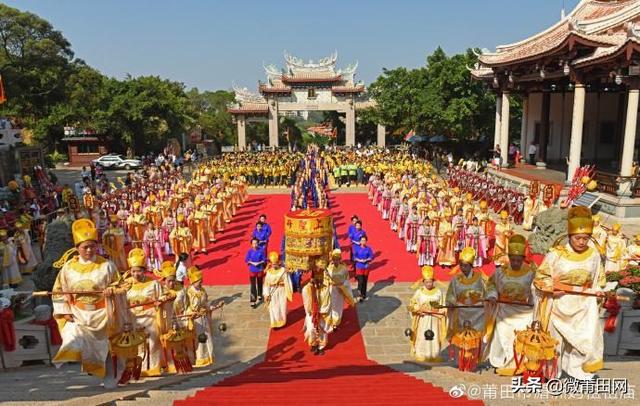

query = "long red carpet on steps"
[175, 294, 481, 406]
[183, 192, 484, 405]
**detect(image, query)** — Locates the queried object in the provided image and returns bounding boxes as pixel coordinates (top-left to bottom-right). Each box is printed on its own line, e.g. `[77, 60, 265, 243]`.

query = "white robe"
[302, 282, 330, 349]
[324, 263, 354, 328]
[533, 244, 605, 380]
[52, 256, 121, 379]
[408, 286, 446, 362]
[263, 266, 292, 328]
[485, 264, 535, 371]
[186, 286, 215, 367]
[127, 279, 165, 376]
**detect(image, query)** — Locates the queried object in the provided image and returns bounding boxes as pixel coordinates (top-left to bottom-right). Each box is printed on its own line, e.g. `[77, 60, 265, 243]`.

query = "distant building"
[61, 127, 108, 167]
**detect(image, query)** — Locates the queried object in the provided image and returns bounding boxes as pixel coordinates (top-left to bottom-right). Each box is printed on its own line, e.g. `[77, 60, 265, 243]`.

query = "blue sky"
[6, 0, 578, 91]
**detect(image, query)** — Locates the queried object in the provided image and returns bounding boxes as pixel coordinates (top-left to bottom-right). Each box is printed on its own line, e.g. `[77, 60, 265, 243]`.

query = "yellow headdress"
[500, 210, 508, 220]
[0, 229, 7, 238]
[188, 266, 203, 284]
[459, 247, 476, 264]
[315, 257, 328, 268]
[72, 219, 98, 246]
[508, 234, 527, 256]
[154, 261, 176, 279]
[133, 201, 141, 209]
[421, 266, 434, 280]
[635, 234, 640, 243]
[465, 192, 472, 201]
[177, 213, 185, 223]
[612, 223, 621, 232]
[479, 200, 488, 210]
[592, 214, 601, 223]
[127, 248, 147, 269]
[331, 248, 342, 259]
[268, 251, 280, 264]
[567, 205, 593, 235]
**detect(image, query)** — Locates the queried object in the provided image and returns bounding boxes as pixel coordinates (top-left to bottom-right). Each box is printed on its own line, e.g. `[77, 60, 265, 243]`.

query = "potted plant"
[607, 267, 640, 308]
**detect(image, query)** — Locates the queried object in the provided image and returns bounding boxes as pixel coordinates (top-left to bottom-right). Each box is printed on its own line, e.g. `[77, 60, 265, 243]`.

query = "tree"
[367, 47, 503, 142]
[0, 4, 74, 127]
[187, 88, 235, 146]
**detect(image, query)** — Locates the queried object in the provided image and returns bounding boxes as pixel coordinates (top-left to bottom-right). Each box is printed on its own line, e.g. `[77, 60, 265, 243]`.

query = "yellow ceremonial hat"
[508, 234, 527, 256]
[315, 257, 328, 268]
[154, 261, 176, 279]
[592, 214, 601, 222]
[72, 219, 98, 246]
[0, 229, 7, 238]
[268, 251, 280, 264]
[331, 248, 342, 258]
[133, 201, 141, 209]
[127, 248, 147, 269]
[567, 206, 593, 235]
[188, 266, 203, 284]
[459, 247, 476, 264]
[612, 223, 622, 232]
[500, 210, 508, 219]
[149, 194, 156, 202]
[14, 221, 23, 229]
[421, 266, 434, 280]
[479, 200, 488, 209]
[466, 192, 472, 201]
[177, 213, 185, 222]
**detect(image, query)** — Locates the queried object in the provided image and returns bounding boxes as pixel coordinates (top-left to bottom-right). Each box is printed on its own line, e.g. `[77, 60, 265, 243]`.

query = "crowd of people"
[11, 143, 639, 391]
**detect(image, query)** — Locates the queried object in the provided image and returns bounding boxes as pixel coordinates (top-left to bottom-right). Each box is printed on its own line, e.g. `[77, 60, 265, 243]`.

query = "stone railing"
[594, 171, 640, 197]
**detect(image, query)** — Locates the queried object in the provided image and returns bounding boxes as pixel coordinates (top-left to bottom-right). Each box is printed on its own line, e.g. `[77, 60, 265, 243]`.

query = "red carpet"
[175, 294, 482, 406]
[198, 192, 541, 284]
[196, 194, 289, 285]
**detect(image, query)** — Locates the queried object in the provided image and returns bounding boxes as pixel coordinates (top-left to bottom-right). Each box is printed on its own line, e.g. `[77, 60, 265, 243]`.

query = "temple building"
[472, 0, 640, 217]
[228, 52, 384, 149]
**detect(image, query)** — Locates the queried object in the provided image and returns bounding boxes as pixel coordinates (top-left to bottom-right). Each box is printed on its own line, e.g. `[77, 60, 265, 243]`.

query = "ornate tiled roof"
[478, 0, 639, 67]
[258, 83, 291, 93]
[331, 84, 365, 94]
[282, 72, 342, 83]
[227, 103, 268, 115]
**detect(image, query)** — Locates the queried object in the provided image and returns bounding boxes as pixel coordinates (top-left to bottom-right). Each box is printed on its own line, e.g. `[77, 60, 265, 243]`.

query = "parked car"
[92, 154, 142, 170]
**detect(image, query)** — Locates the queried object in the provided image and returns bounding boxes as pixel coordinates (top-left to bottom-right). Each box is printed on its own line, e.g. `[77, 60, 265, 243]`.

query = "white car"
[92, 154, 142, 170]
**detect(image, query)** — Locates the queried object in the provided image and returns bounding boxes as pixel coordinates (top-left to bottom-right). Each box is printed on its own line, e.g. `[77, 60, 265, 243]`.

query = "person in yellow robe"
[102, 214, 127, 273]
[191, 201, 209, 254]
[185, 266, 215, 367]
[51, 219, 123, 387]
[624, 234, 640, 268]
[484, 234, 535, 376]
[445, 247, 486, 337]
[127, 201, 147, 247]
[493, 210, 512, 266]
[263, 251, 293, 329]
[13, 221, 37, 275]
[125, 248, 169, 377]
[324, 249, 355, 330]
[170, 214, 193, 257]
[0, 229, 21, 288]
[604, 223, 626, 273]
[522, 194, 539, 231]
[302, 259, 331, 355]
[408, 266, 446, 363]
[591, 215, 608, 252]
[533, 206, 606, 380]
[437, 210, 456, 267]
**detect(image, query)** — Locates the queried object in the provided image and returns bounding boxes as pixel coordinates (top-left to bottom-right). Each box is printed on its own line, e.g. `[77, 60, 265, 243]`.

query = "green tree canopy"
[368, 47, 502, 141]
